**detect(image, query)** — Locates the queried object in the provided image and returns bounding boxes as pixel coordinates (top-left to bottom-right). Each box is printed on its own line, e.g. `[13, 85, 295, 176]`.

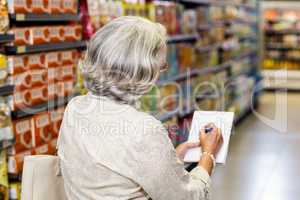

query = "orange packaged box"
[30, 0, 50, 13]
[28, 54, 46, 70]
[30, 86, 48, 105]
[9, 72, 32, 90]
[48, 138, 58, 155]
[61, 50, 77, 65]
[29, 26, 50, 45]
[10, 90, 32, 110]
[49, 0, 63, 13]
[9, 118, 34, 155]
[47, 67, 60, 83]
[47, 83, 57, 99]
[32, 112, 54, 147]
[7, 56, 29, 75]
[64, 25, 82, 41]
[9, 0, 31, 14]
[11, 28, 30, 45]
[8, 150, 33, 174]
[62, 0, 78, 14]
[57, 80, 73, 97]
[48, 26, 64, 43]
[50, 107, 64, 137]
[60, 65, 75, 80]
[46, 51, 61, 68]
[30, 69, 47, 87]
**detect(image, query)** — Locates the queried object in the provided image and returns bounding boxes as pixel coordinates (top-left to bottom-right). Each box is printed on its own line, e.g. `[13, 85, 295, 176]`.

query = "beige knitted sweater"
[57, 93, 211, 200]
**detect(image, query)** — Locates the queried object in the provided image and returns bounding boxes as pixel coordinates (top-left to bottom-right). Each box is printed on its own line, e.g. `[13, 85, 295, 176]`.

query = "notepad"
[183, 111, 235, 164]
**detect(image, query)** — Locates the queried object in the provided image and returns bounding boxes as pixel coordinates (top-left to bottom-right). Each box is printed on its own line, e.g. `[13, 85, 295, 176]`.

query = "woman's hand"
[200, 123, 223, 156]
[176, 141, 200, 161]
[198, 123, 223, 176]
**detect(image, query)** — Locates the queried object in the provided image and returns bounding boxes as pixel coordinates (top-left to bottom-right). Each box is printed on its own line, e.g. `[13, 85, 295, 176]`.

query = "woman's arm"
[128, 119, 215, 200]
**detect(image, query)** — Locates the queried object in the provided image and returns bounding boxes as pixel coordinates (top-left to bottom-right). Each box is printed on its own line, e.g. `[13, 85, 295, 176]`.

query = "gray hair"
[80, 16, 167, 104]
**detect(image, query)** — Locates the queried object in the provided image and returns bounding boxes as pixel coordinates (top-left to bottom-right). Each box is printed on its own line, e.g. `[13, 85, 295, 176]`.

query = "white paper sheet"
[183, 111, 234, 164]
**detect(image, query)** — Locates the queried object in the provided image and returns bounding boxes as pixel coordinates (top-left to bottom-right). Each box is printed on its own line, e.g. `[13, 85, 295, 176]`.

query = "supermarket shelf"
[265, 56, 300, 62]
[167, 34, 198, 43]
[265, 29, 300, 35]
[196, 42, 223, 52]
[157, 109, 180, 122]
[0, 139, 15, 151]
[0, 34, 14, 43]
[266, 43, 300, 51]
[11, 94, 77, 119]
[157, 51, 256, 85]
[179, 0, 256, 9]
[10, 13, 80, 22]
[262, 70, 300, 91]
[0, 85, 14, 96]
[5, 41, 87, 55]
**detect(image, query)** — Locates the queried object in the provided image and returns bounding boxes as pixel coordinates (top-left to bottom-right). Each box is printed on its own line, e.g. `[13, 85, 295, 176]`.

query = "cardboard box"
[10, 118, 34, 154]
[31, 112, 54, 147]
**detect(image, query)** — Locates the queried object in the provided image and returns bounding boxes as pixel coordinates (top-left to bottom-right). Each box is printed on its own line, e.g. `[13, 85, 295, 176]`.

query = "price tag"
[16, 14, 25, 21]
[17, 46, 26, 54]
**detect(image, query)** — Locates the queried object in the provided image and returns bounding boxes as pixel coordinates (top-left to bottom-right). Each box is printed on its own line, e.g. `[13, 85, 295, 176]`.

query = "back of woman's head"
[81, 16, 167, 104]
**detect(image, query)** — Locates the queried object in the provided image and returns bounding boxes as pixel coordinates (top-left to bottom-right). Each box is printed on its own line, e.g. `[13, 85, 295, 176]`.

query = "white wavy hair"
[80, 16, 167, 104]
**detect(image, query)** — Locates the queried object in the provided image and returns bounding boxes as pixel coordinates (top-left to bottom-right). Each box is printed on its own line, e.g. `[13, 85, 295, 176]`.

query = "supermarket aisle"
[211, 92, 300, 200]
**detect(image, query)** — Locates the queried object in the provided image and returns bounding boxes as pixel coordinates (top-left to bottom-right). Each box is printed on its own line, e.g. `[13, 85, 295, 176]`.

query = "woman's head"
[81, 16, 167, 104]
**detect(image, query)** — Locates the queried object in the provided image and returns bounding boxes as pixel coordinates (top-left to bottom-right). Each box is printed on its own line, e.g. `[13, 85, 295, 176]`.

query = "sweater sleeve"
[129, 116, 211, 200]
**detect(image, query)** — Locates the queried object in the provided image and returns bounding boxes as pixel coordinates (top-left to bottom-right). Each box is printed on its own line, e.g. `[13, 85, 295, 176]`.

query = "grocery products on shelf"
[262, 2, 300, 90]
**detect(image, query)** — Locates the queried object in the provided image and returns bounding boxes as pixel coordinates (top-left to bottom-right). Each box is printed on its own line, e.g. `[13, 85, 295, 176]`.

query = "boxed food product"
[9, 182, 21, 200]
[28, 54, 46, 70]
[182, 10, 197, 34]
[46, 51, 61, 68]
[8, 150, 32, 174]
[49, 0, 63, 13]
[29, 26, 50, 45]
[10, 28, 30, 45]
[10, 90, 31, 110]
[47, 67, 60, 83]
[0, 97, 14, 144]
[64, 25, 82, 41]
[10, 118, 34, 154]
[9, 72, 32, 90]
[30, 69, 47, 87]
[0, 150, 9, 200]
[49, 107, 64, 137]
[47, 83, 57, 99]
[0, 54, 7, 86]
[31, 0, 50, 13]
[48, 138, 58, 155]
[60, 65, 75, 80]
[62, 0, 78, 14]
[0, 0, 9, 33]
[30, 86, 48, 105]
[32, 112, 53, 147]
[61, 50, 77, 65]
[8, 0, 31, 14]
[48, 26, 64, 43]
[7, 55, 29, 75]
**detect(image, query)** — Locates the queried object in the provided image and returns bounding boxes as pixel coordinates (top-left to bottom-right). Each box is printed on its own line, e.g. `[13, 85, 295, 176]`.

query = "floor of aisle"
[211, 92, 300, 200]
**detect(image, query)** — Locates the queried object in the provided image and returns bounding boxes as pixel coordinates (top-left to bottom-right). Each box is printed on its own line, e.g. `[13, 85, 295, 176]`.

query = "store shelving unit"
[0, 34, 14, 43]
[9, 13, 80, 22]
[5, 41, 87, 55]
[11, 94, 77, 119]
[0, 85, 14, 96]
[262, 1, 300, 91]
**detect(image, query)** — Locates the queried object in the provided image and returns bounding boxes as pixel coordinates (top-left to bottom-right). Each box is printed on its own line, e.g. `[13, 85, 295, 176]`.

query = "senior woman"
[57, 16, 223, 200]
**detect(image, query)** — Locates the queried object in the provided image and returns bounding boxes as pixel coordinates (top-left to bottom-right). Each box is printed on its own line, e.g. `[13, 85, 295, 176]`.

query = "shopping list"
[183, 111, 235, 164]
